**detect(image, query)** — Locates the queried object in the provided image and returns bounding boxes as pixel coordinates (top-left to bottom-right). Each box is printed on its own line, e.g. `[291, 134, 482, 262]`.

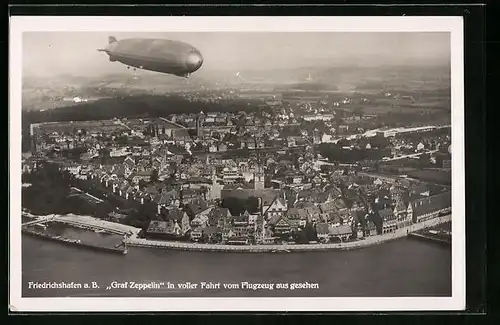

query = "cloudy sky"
[22, 32, 450, 78]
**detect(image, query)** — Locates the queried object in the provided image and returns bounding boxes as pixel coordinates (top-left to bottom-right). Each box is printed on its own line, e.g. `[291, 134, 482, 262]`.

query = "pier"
[22, 212, 141, 236]
[22, 214, 56, 226]
[408, 230, 451, 245]
[22, 227, 128, 255]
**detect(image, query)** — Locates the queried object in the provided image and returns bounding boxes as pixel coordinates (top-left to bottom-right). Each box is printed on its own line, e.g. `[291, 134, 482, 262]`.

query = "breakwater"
[408, 232, 451, 245]
[22, 212, 141, 236]
[21, 227, 128, 255]
[125, 214, 452, 253]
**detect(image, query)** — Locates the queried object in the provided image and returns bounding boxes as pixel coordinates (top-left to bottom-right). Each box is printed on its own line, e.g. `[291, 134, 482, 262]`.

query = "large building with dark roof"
[408, 191, 451, 223]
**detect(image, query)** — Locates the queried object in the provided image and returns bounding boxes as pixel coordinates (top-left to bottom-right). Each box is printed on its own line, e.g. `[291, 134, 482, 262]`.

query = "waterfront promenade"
[125, 214, 452, 253]
[22, 211, 451, 253]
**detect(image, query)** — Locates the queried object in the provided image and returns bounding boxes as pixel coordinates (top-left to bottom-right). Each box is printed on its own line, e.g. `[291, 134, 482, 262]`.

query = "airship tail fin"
[109, 36, 118, 44]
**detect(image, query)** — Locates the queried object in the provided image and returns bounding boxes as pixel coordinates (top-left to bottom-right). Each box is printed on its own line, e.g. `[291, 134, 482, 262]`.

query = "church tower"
[254, 136, 265, 190]
[210, 167, 222, 200]
[254, 164, 265, 190]
[196, 111, 204, 138]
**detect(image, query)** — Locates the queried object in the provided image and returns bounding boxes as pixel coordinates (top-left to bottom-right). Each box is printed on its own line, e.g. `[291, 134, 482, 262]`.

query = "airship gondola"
[98, 36, 203, 78]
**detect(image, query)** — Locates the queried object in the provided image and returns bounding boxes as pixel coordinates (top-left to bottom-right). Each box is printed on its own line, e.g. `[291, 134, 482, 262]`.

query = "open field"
[33, 119, 128, 135]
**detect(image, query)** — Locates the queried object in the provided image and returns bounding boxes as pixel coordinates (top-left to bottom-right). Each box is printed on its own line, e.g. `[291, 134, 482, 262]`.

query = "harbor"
[22, 211, 451, 254]
[21, 227, 128, 255]
[408, 222, 451, 246]
[22, 211, 133, 255]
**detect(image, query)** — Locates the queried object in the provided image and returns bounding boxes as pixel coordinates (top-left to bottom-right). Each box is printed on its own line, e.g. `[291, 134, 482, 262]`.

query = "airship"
[98, 36, 203, 78]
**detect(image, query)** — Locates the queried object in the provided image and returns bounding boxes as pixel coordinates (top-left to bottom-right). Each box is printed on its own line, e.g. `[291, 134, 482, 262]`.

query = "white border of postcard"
[9, 16, 465, 312]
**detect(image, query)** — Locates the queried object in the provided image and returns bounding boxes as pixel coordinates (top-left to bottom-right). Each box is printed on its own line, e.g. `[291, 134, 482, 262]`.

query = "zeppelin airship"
[98, 36, 203, 78]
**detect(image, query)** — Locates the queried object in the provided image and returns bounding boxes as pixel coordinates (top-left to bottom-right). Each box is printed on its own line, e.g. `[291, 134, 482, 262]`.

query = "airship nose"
[186, 51, 203, 72]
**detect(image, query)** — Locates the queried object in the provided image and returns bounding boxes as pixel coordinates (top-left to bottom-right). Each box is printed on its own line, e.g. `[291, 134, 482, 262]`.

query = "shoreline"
[125, 214, 451, 253]
[22, 211, 451, 253]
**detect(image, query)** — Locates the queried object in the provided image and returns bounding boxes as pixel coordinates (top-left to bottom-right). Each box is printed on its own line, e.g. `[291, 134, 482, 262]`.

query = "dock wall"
[125, 214, 452, 253]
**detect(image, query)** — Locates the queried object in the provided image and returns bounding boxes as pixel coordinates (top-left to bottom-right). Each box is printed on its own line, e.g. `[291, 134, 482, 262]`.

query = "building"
[315, 222, 330, 242]
[407, 191, 451, 223]
[254, 164, 265, 190]
[329, 224, 353, 242]
[263, 195, 288, 220]
[130, 170, 153, 185]
[222, 167, 242, 184]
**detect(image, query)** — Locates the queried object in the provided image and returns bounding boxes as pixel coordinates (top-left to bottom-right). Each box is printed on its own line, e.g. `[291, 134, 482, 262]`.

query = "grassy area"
[406, 169, 451, 185]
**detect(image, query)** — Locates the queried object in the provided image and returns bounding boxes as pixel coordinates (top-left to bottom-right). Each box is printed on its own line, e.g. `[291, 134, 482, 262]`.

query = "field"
[406, 169, 451, 185]
[124, 117, 183, 130]
[33, 119, 128, 135]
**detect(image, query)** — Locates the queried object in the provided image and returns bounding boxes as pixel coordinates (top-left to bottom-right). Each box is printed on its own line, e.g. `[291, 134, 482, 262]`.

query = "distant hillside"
[21, 93, 263, 152]
[23, 94, 259, 124]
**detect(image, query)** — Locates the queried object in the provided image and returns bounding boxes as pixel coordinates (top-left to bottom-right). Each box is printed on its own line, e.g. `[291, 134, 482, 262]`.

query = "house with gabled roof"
[111, 164, 126, 178]
[118, 181, 130, 197]
[379, 208, 397, 233]
[146, 219, 183, 239]
[393, 198, 408, 221]
[311, 174, 323, 187]
[315, 222, 330, 242]
[268, 214, 292, 236]
[190, 206, 214, 229]
[125, 185, 138, 200]
[208, 207, 232, 227]
[130, 170, 153, 185]
[263, 194, 288, 220]
[123, 156, 136, 170]
[329, 224, 353, 242]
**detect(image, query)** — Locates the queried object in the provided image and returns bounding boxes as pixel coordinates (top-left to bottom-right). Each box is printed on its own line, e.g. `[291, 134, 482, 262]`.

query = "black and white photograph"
[9, 16, 465, 312]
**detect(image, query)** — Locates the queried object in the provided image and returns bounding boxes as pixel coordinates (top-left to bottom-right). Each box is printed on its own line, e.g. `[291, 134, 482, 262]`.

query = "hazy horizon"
[23, 32, 451, 79]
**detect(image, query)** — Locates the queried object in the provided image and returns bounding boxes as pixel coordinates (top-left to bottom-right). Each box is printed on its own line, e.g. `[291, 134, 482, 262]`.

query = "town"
[22, 97, 452, 247]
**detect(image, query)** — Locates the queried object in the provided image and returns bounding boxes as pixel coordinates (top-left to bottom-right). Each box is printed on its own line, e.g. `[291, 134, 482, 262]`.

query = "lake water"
[21, 234, 451, 297]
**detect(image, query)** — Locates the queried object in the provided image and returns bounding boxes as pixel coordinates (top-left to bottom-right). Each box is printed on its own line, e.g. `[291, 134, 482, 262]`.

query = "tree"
[245, 196, 260, 214]
[150, 169, 159, 183]
[304, 223, 318, 242]
[138, 179, 148, 189]
[418, 153, 431, 170]
[127, 202, 157, 227]
[221, 197, 246, 216]
[353, 107, 364, 117]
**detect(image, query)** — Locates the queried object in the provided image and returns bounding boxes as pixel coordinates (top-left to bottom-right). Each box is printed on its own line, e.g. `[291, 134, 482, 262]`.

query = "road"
[115, 120, 132, 131]
[383, 150, 438, 162]
[159, 117, 187, 129]
[70, 187, 104, 203]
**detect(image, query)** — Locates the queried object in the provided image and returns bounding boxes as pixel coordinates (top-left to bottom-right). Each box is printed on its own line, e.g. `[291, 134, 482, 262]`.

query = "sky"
[22, 32, 450, 78]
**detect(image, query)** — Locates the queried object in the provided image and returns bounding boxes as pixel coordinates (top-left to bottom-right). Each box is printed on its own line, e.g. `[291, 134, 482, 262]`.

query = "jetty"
[22, 212, 141, 236]
[21, 227, 128, 255]
[408, 230, 451, 245]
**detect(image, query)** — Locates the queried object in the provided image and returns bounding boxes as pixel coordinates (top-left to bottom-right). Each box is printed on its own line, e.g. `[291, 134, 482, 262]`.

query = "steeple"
[254, 136, 264, 190]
